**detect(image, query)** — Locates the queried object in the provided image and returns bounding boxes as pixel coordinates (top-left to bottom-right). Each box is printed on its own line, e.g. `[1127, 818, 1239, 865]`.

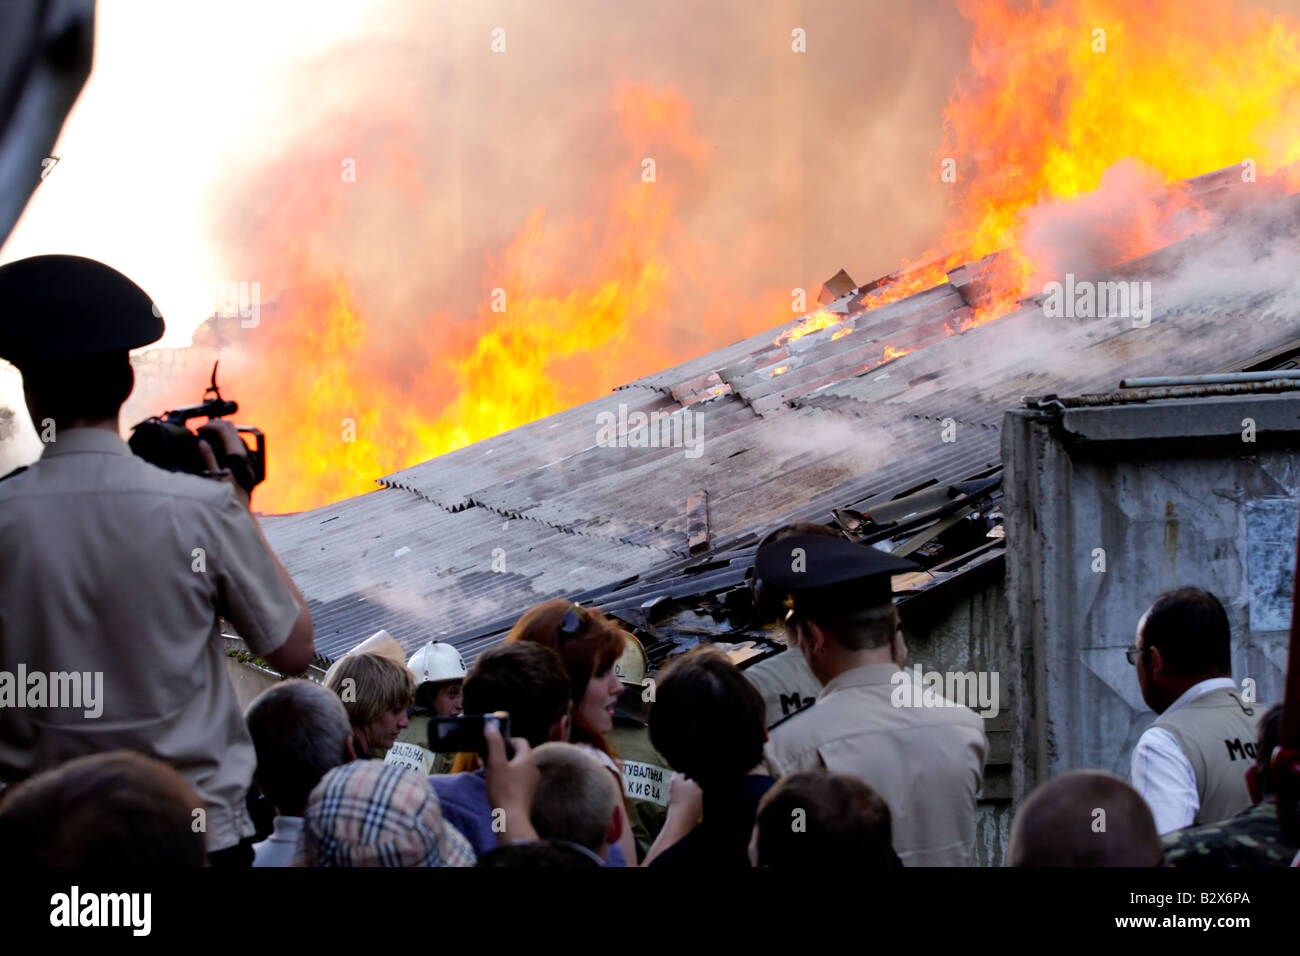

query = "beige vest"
[1153, 688, 1257, 826]
[743, 649, 823, 728]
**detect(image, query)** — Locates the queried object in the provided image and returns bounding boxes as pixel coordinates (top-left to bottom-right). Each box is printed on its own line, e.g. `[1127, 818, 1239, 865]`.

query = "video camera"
[128, 362, 266, 493]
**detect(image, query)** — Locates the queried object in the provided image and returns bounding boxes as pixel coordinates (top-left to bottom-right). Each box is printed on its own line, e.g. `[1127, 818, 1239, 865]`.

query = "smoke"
[1020, 159, 1212, 289]
[1153, 194, 1300, 325]
[965, 181, 1300, 394]
[120, 0, 975, 511]
[204, 0, 973, 354]
[15, 0, 1300, 508]
[2, 1, 975, 491]
[749, 412, 900, 478]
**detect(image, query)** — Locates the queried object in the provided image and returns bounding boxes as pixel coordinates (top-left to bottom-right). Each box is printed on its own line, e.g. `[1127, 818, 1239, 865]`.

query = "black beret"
[754, 534, 920, 616]
[0, 255, 164, 368]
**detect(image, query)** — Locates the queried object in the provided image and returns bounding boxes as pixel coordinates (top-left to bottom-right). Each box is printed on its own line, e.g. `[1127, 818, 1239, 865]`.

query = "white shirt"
[1129, 677, 1237, 835]
[252, 815, 304, 867]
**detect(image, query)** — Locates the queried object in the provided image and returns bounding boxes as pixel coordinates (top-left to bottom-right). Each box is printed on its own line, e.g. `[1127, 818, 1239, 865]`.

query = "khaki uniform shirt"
[0, 429, 301, 852]
[764, 662, 988, 866]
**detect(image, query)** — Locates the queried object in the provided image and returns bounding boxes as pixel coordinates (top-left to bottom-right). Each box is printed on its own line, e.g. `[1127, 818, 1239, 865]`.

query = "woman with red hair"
[507, 598, 639, 865]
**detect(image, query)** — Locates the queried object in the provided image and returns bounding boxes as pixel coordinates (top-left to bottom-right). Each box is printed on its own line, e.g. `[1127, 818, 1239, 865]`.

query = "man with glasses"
[1126, 587, 1257, 835]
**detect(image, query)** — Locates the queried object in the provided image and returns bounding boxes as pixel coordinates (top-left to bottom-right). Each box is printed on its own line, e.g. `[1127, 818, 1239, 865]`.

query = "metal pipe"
[1025, 378, 1300, 408]
[1121, 371, 1300, 388]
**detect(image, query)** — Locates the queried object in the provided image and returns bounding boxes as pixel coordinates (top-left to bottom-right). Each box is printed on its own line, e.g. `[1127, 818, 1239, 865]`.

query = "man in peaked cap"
[0, 255, 315, 865]
[756, 533, 987, 866]
[743, 522, 837, 728]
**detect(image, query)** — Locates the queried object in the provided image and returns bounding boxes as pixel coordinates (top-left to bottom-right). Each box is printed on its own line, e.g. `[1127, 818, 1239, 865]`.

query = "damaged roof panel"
[261, 488, 674, 662]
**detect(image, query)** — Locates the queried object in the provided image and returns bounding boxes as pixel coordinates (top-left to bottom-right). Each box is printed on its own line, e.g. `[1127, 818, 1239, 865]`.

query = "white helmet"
[407, 641, 467, 685]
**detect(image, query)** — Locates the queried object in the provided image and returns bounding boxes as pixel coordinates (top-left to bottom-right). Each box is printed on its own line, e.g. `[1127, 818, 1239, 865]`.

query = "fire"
[769, 365, 789, 378]
[216, 201, 673, 513]
[844, 0, 1300, 327]
[940, 0, 1300, 322]
[147, 2, 1300, 513]
[200, 85, 788, 513]
[775, 308, 843, 346]
[865, 264, 954, 311]
[882, 345, 914, 362]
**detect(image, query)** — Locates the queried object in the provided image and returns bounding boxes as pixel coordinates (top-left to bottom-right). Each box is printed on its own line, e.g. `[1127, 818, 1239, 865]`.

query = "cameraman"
[0, 255, 315, 866]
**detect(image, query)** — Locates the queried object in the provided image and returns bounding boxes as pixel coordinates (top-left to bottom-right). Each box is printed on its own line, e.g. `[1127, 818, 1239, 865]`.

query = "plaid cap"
[295, 760, 475, 867]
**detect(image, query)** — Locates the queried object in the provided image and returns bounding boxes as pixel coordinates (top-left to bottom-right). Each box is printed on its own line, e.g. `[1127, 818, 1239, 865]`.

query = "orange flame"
[203, 85, 788, 512]
[775, 307, 843, 346]
[846, 0, 1300, 326]
[166, 2, 1300, 512]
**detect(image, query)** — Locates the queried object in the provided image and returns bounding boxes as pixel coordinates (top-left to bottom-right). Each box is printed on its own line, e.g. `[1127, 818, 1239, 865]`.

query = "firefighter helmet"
[407, 640, 467, 686]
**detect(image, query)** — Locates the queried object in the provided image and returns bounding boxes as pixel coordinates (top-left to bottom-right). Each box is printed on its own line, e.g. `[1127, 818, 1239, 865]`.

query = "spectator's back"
[0, 435, 301, 856]
[0, 254, 313, 862]
[765, 664, 986, 865]
[755, 532, 986, 866]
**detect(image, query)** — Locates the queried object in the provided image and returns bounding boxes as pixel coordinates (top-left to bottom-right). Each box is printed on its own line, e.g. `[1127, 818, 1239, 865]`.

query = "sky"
[2, 0, 384, 345]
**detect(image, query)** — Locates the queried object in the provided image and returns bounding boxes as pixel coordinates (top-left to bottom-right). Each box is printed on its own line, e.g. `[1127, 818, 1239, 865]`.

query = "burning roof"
[261, 168, 1300, 666]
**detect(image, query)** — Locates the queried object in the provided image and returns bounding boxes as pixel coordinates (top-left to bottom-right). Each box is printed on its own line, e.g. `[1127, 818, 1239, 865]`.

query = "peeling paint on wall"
[1245, 497, 1299, 632]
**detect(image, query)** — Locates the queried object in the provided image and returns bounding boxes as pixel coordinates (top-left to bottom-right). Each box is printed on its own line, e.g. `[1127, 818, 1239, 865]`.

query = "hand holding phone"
[427, 711, 512, 755]
[483, 719, 538, 843]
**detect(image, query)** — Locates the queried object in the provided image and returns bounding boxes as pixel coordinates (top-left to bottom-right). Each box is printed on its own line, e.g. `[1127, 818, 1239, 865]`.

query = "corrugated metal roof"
[262, 489, 671, 663]
[263, 184, 1300, 665]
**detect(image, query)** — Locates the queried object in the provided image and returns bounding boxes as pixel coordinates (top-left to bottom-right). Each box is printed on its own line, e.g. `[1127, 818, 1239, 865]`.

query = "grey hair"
[245, 679, 352, 816]
[530, 743, 620, 853]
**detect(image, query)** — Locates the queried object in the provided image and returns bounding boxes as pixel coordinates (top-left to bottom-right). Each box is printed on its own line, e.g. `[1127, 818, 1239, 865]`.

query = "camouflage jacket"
[1161, 801, 1299, 867]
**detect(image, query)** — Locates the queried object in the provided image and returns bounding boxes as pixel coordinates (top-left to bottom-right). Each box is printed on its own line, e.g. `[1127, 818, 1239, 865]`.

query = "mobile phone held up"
[427, 711, 512, 755]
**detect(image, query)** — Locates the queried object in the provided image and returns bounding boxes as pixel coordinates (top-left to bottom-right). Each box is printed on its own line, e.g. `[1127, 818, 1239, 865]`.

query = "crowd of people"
[0, 254, 1296, 869]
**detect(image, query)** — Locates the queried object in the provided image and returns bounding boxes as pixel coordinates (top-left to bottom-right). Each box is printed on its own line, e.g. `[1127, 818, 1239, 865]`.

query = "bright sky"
[1, 0, 383, 347]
